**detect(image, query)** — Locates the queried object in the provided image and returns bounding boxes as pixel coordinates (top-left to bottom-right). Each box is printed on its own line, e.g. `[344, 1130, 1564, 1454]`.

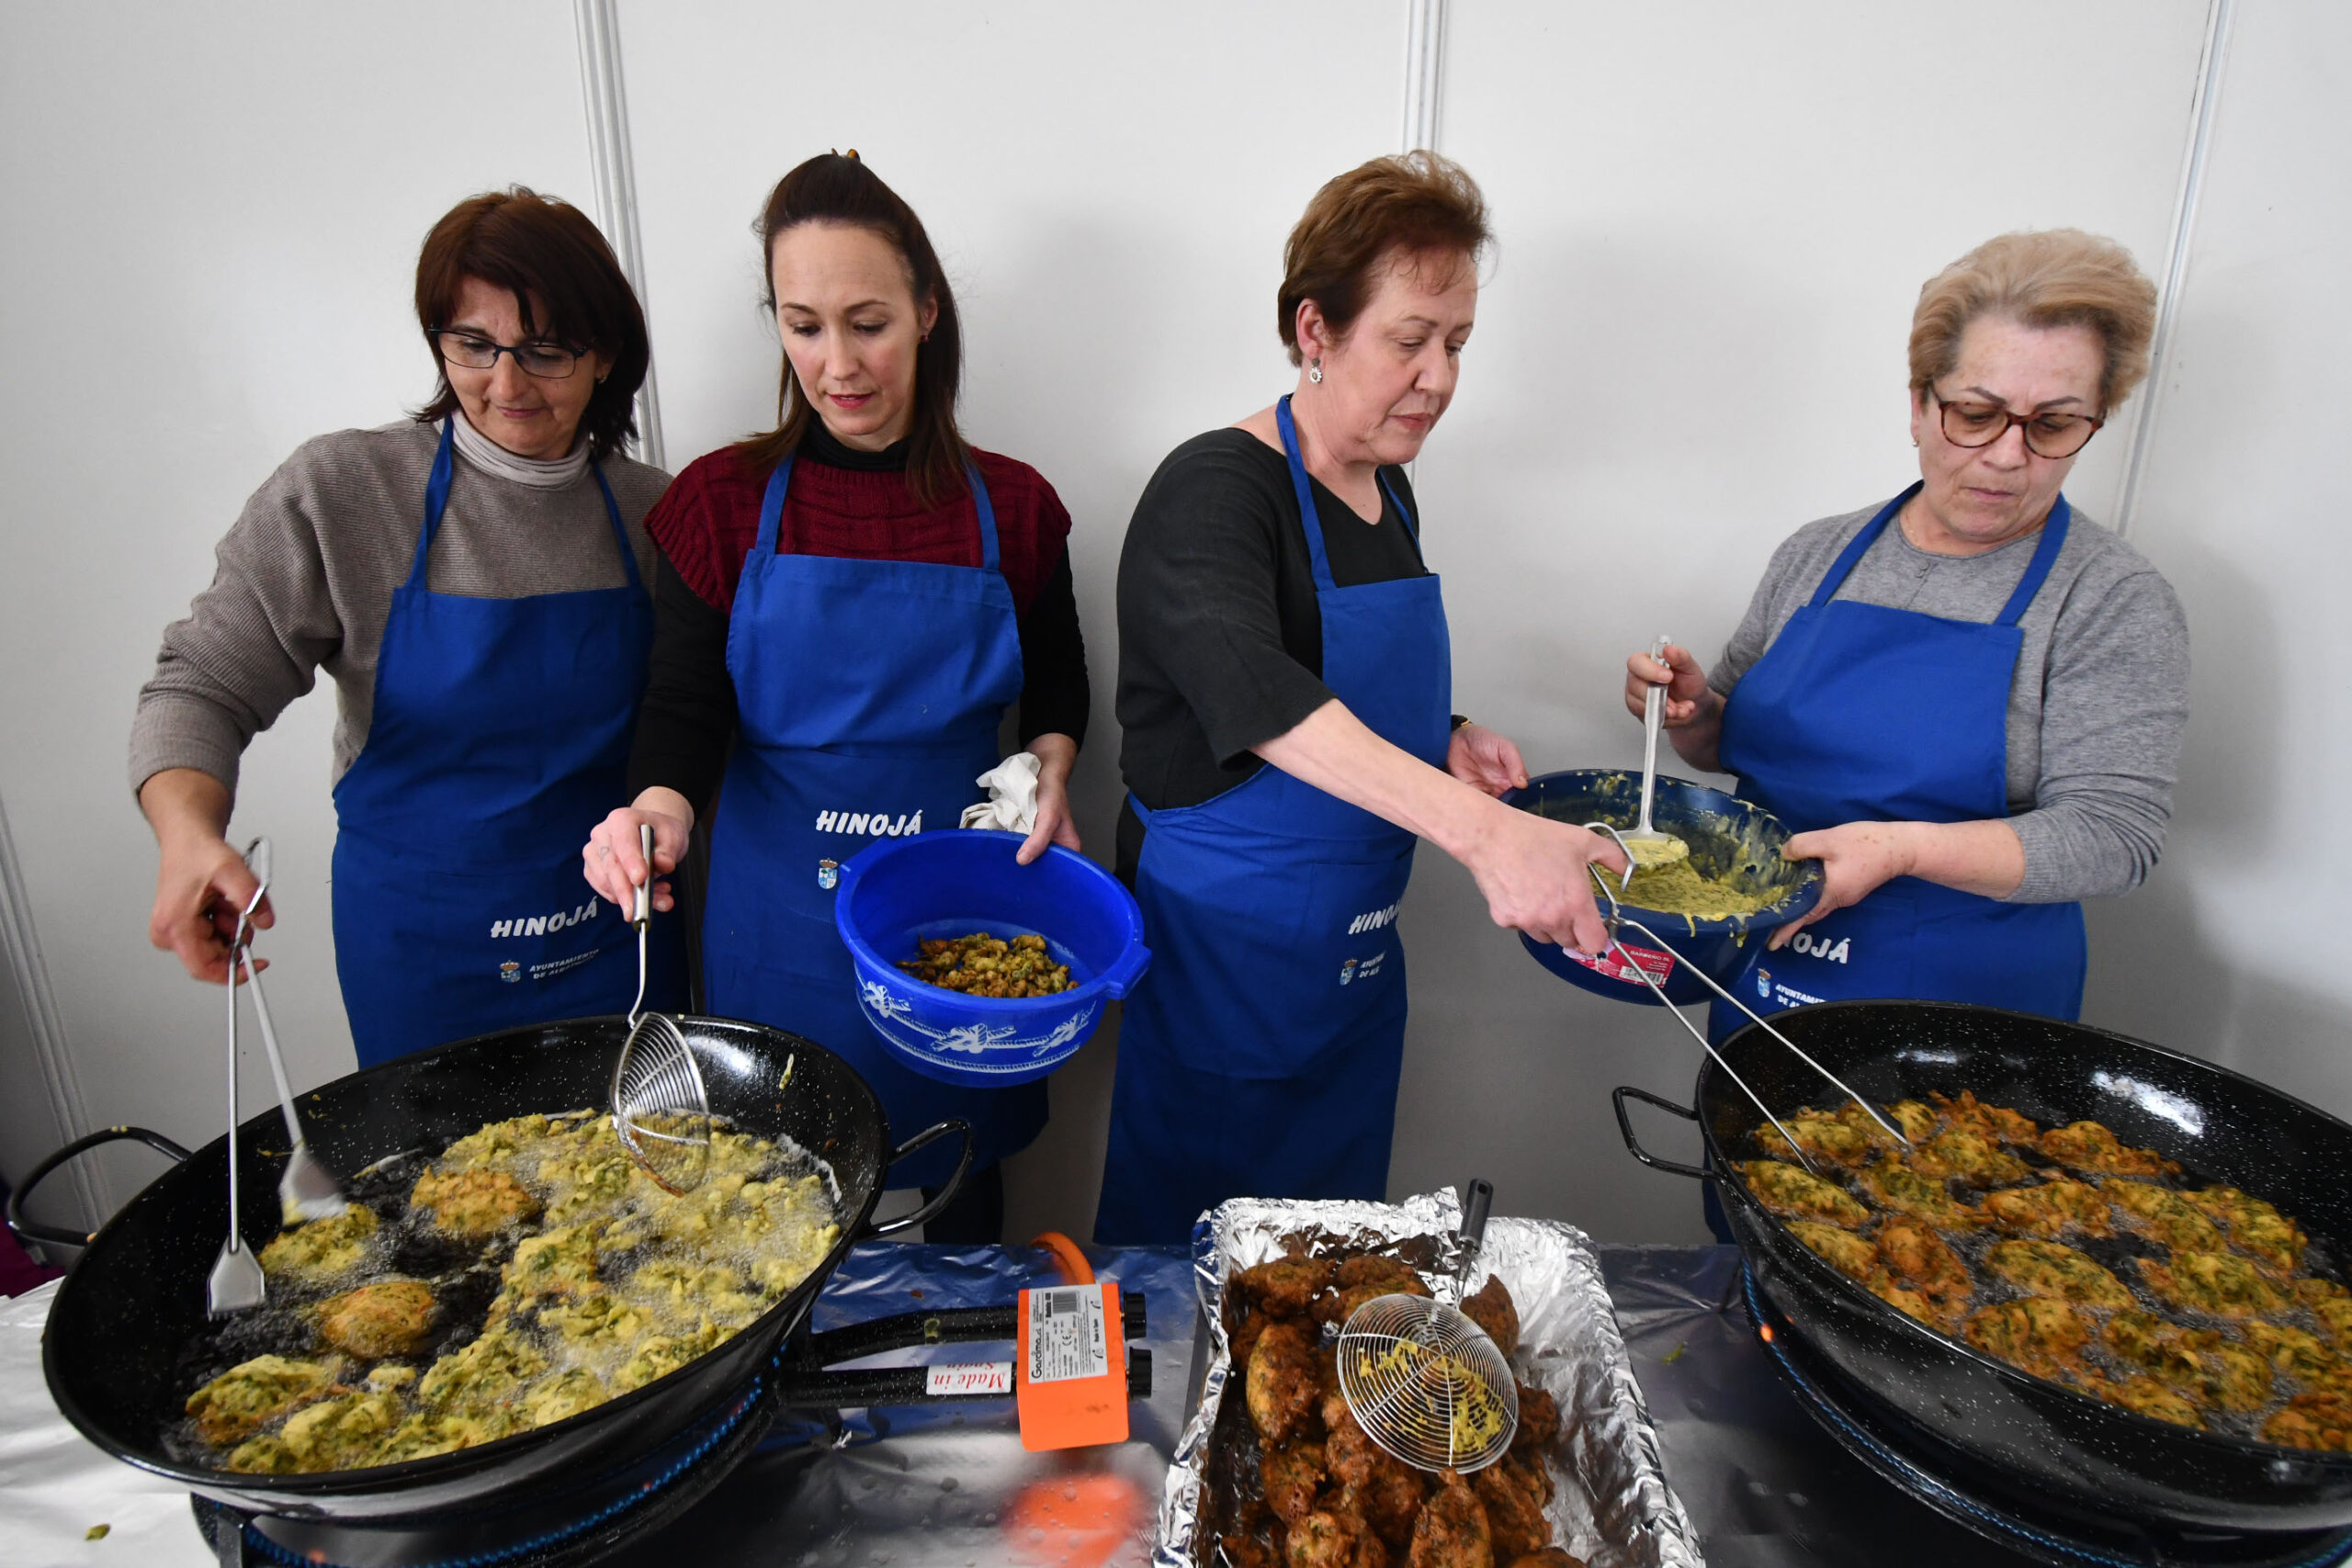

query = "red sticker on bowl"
[1568, 941, 1676, 986]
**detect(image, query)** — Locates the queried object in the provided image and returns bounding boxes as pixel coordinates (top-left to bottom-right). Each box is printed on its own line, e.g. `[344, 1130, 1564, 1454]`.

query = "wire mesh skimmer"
[1336, 1179, 1519, 1474]
[610, 822, 710, 1193]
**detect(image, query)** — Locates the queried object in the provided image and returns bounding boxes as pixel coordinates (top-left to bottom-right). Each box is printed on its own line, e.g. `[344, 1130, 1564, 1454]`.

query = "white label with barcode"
[925, 1361, 1012, 1396]
[1027, 1285, 1110, 1384]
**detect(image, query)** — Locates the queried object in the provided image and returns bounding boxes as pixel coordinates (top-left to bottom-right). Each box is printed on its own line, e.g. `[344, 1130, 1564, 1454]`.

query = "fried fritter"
[1289, 1507, 1388, 1568]
[2188, 1187, 2307, 1273]
[1319, 1277, 1433, 1329]
[1928, 1090, 2040, 1145]
[256, 1205, 378, 1281]
[1964, 1297, 2090, 1381]
[1219, 1534, 1283, 1568]
[1474, 1461, 1550, 1561]
[1262, 1440, 1327, 1526]
[1984, 1239, 2133, 1309]
[2298, 1279, 2352, 1347]
[1462, 1276, 1520, 1358]
[1511, 1382, 1561, 1455]
[1876, 1220, 1973, 1325]
[2083, 1372, 2204, 1428]
[1857, 1156, 1982, 1230]
[409, 1167, 540, 1239]
[317, 1279, 435, 1359]
[1238, 1257, 1339, 1319]
[1736, 1159, 1870, 1227]
[1407, 1469, 1491, 1568]
[2246, 1321, 2337, 1382]
[185, 1354, 344, 1447]
[1325, 1395, 1427, 1547]
[1981, 1179, 2112, 1239]
[1504, 1555, 1589, 1568]
[1789, 1220, 1877, 1282]
[1871, 1276, 1955, 1329]
[1756, 1105, 1883, 1168]
[1339, 1256, 1426, 1292]
[2136, 1251, 2289, 1319]
[2037, 1121, 2177, 1179]
[1883, 1100, 1939, 1145]
[1912, 1128, 2034, 1187]
[2102, 1311, 2271, 1411]
[2265, 1393, 2352, 1451]
[2104, 1180, 2224, 1253]
[1250, 1319, 1326, 1447]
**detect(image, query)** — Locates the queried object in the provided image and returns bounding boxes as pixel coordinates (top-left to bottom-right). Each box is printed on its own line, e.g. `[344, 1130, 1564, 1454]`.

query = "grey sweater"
[130, 420, 669, 797]
[1709, 498, 2189, 904]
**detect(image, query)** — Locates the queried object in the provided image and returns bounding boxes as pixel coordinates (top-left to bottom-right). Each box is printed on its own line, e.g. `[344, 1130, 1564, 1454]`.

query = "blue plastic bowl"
[832, 829, 1151, 1086]
[1501, 769, 1820, 1007]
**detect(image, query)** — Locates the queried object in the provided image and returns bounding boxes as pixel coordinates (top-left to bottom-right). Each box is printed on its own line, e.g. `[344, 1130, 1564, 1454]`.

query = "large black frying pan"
[1612, 999, 2352, 1534]
[6, 1014, 969, 1522]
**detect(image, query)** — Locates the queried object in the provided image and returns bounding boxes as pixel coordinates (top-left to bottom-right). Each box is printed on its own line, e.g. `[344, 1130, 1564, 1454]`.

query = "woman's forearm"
[1029, 731, 1078, 784]
[140, 767, 233, 849]
[1903, 818, 2027, 899]
[1252, 699, 1508, 863]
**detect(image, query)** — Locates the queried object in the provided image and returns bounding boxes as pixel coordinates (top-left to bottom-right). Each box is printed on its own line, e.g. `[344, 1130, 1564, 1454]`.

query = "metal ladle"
[1622, 635, 1690, 871]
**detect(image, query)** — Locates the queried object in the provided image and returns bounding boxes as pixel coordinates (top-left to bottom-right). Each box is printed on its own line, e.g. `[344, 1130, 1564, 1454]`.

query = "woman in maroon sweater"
[583, 154, 1089, 1242]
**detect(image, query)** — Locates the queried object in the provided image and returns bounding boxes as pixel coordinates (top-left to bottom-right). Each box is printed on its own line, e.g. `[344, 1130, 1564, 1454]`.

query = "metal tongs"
[1577, 822, 1912, 1175]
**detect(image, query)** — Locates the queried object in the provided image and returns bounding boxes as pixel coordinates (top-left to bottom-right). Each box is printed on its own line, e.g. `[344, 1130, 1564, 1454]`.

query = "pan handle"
[861, 1119, 976, 1238]
[1611, 1086, 1712, 1181]
[6, 1125, 193, 1249]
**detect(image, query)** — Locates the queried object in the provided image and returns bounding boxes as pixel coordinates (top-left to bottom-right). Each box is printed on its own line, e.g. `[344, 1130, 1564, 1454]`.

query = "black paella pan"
[1612, 998, 2352, 1534]
[6, 1014, 970, 1523]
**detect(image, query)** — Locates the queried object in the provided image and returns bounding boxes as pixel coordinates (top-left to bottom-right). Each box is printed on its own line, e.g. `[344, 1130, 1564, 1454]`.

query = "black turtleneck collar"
[801, 419, 911, 473]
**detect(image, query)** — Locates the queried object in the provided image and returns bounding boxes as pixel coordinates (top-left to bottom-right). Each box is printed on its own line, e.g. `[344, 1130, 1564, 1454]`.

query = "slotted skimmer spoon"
[208, 874, 270, 1317]
[611, 822, 710, 1193]
[1337, 1178, 1520, 1474]
[1622, 635, 1690, 870]
[232, 839, 350, 1226]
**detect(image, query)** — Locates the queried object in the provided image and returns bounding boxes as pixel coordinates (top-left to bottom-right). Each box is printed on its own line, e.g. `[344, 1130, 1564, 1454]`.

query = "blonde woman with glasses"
[1625, 230, 2187, 1038]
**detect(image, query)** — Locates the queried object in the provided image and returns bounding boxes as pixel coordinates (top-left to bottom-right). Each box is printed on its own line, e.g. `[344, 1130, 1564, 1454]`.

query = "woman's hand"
[1460, 806, 1630, 955]
[140, 768, 269, 984]
[1770, 821, 1917, 948]
[583, 789, 695, 914]
[1019, 734, 1083, 865]
[1625, 641, 1725, 771]
[1772, 818, 2027, 946]
[1446, 721, 1529, 798]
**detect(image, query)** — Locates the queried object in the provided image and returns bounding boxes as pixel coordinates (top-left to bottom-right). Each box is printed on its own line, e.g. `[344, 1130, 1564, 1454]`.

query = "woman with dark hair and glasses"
[1628, 229, 2188, 1035]
[132, 186, 683, 1065]
[581, 153, 1091, 1244]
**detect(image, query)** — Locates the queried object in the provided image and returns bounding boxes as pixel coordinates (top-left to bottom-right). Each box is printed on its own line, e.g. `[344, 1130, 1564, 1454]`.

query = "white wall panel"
[2075, 4, 2352, 1116]
[0, 2, 592, 1217]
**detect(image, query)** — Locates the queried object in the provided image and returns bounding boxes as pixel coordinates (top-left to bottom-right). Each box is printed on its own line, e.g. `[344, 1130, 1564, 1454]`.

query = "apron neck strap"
[1995, 494, 2070, 627]
[414, 419, 637, 591]
[1277, 395, 1340, 592]
[756, 449, 1002, 575]
[1806, 482, 1918, 608]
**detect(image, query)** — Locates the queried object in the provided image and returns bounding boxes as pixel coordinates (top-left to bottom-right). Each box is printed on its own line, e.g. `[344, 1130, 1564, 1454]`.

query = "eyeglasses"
[431, 331, 582, 379]
[1929, 387, 2103, 459]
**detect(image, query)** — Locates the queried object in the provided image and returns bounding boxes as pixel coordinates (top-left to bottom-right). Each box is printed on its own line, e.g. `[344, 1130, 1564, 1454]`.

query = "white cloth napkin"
[958, 751, 1042, 833]
[0, 1280, 211, 1567]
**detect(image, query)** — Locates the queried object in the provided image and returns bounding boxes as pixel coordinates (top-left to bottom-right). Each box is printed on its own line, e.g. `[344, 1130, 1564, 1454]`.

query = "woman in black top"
[1096, 154, 1623, 1244]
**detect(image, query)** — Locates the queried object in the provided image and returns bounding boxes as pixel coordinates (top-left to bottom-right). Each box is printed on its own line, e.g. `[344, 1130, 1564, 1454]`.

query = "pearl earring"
[1308, 358, 1323, 385]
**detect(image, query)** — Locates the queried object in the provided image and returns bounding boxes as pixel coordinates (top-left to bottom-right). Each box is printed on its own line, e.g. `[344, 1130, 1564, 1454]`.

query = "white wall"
[6, 2, 2339, 1248]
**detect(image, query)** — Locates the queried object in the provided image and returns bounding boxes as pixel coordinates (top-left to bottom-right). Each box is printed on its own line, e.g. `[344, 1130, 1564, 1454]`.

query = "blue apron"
[332, 420, 679, 1066]
[1712, 483, 2086, 1039]
[1094, 397, 1453, 1245]
[701, 453, 1040, 1188]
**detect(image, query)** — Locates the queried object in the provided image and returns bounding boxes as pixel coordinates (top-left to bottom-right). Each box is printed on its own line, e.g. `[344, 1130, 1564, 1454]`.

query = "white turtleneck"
[448, 412, 592, 490]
